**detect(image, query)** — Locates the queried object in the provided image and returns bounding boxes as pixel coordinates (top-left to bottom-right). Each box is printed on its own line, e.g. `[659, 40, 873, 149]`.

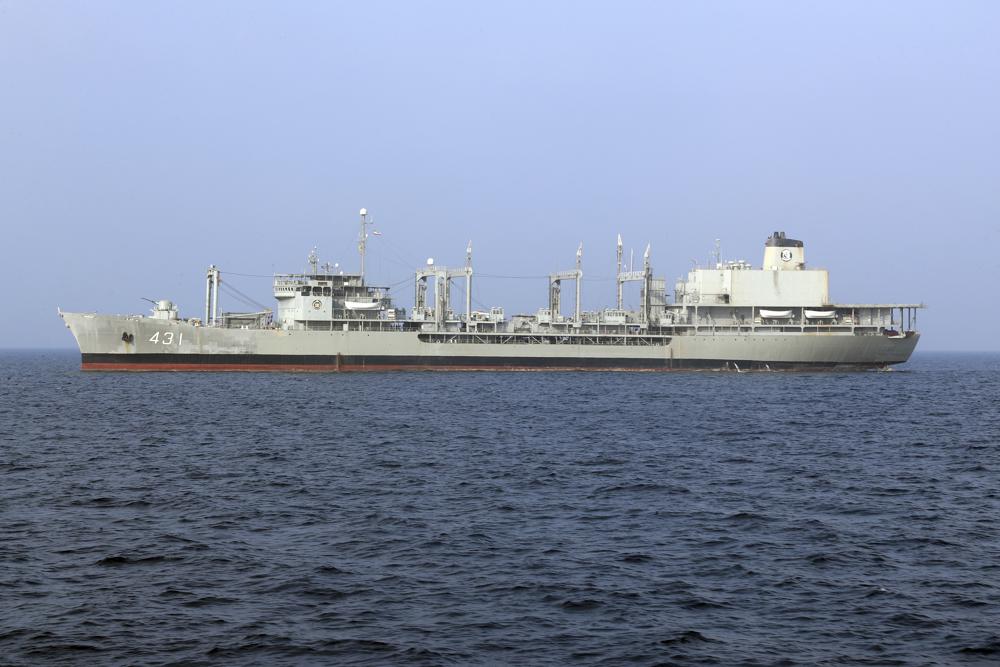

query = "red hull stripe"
[81, 361, 668, 372]
[79, 352, 881, 372]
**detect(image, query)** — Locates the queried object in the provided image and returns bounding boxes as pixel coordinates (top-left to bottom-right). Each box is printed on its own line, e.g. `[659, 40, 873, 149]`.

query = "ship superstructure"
[61, 210, 922, 371]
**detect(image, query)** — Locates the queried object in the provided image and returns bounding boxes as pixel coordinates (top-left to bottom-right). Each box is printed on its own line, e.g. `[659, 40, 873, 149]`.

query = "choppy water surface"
[1, 350, 999, 666]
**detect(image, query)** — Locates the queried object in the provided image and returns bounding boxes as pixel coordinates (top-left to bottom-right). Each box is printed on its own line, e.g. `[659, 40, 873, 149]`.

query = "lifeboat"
[759, 309, 793, 319]
[345, 300, 382, 310]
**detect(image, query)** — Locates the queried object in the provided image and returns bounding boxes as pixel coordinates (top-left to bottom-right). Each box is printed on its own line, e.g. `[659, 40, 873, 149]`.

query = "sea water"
[1, 350, 998, 665]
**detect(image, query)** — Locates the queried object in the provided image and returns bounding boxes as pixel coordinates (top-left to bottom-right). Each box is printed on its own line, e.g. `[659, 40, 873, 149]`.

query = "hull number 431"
[149, 331, 183, 345]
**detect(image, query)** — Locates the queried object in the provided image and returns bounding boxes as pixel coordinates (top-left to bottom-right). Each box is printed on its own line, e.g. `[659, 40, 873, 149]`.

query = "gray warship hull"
[60, 227, 923, 371]
[62, 312, 919, 372]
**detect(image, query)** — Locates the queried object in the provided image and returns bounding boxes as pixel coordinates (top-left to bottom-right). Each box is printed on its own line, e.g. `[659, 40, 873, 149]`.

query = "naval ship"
[61, 210, 922, 371]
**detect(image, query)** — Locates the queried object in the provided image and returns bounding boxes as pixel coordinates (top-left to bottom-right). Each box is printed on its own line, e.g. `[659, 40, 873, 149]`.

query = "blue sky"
[1, 1, 997, 350]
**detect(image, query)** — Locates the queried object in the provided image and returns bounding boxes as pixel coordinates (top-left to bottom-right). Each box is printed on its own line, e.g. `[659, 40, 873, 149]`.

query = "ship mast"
[465, 241, 473, 328]
[643, 243, 651, 323]
[616, 234, 623, 310]
[575, 242, 583, 325]
[308, 247, 319, 275]
[358, 208, 370, 282]
[204, 265, 220, 326]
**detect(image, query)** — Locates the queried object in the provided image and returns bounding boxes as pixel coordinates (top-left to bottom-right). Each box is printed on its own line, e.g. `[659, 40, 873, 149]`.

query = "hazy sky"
[2, 1, 997, 350]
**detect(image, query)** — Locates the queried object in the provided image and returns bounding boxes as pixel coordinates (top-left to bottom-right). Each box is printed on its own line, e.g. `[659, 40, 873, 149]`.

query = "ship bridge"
[272, 269, 400, 328]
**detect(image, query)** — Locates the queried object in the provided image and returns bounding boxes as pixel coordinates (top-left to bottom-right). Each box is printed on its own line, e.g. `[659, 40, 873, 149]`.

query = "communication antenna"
[714, 239, 721, 268]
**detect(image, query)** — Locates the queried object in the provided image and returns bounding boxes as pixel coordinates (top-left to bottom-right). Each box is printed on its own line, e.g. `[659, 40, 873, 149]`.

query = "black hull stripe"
[81, 353, 889, 371]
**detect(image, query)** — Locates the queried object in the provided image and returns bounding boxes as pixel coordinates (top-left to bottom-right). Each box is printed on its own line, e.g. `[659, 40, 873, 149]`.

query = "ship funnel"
[762, 231, 805, 271]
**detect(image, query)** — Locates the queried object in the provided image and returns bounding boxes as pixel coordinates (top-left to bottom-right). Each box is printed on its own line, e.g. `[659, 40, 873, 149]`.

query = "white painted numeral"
[148, 331, 183, 346]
